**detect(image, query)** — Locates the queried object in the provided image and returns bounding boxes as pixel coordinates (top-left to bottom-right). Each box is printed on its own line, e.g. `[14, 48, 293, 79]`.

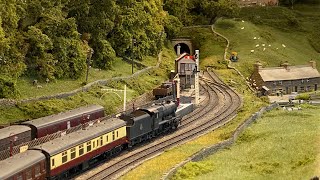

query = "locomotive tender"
[0, 100, 181, 180]
[0, 105, 104, 152]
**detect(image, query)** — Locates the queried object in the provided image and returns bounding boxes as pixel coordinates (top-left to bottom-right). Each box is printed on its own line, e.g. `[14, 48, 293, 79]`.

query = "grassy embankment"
[0, 47, 176, 124]
[173, 105, 320, 179]
[121, 27, 266, 180]
[123, 5, 320, 180]
[172, 5, 320, 179]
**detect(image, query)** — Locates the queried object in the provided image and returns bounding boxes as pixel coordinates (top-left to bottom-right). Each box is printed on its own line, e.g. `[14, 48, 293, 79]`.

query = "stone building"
[175, 53, 196, 89]
[250, 61, 320, 95]
[239, 0, 279, 7]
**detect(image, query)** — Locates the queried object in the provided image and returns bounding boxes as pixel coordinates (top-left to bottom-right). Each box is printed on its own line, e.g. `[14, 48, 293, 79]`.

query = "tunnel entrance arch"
[171, 38, 193, 55]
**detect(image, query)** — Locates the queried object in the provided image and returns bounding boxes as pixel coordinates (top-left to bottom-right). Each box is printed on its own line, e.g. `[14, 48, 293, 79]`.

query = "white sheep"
[268, 44, 271, 47]
[241, 27, 245, 29]
[251, 50, 255, 53]
[254, 37, 257, 40]
[262, 44, 265, 46]
[282, 44, 286, 48]
[263, 47, 266, 51]
[256, 44, 260, 47]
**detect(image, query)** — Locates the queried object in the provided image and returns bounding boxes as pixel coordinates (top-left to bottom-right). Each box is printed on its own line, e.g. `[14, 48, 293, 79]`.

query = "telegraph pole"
[195, 50, 200, 105]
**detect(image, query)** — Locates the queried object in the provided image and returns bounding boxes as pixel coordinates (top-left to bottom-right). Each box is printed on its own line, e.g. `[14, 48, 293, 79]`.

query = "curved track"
[76, 69, 242, 180]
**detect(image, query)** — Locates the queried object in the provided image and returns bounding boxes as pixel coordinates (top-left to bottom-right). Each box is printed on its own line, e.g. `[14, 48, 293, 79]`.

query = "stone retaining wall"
[163, 103, 278, 179]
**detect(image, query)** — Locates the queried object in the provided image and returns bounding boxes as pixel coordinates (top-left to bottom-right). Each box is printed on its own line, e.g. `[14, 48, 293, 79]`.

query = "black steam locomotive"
[0, 100, 181, 180]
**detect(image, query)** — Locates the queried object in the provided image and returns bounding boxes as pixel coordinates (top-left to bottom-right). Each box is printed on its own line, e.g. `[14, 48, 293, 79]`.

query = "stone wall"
[0, 52, 162, 108]
[162, 103, 278, 180]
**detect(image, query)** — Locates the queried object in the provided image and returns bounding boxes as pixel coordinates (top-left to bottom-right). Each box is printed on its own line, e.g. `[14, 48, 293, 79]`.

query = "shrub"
[0, 77, 19, 98]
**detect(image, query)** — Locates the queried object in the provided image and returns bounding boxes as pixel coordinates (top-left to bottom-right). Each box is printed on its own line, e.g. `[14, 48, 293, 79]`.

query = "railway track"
[76, 69, 242, 180]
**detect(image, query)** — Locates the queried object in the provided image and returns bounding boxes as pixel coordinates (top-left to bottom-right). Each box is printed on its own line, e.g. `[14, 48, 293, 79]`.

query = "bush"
[0, 77, 19, 98]
[295, 93, 310, 100]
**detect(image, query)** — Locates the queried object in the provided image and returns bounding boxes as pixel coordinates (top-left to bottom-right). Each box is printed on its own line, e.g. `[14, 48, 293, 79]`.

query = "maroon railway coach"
[0, 150, 46, 180]
[0, 125, 32, 152]
[22, 105, 105, 139]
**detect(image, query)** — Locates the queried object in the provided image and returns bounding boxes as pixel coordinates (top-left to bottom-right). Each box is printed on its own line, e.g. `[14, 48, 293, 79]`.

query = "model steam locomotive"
[0, 100, 181, 180]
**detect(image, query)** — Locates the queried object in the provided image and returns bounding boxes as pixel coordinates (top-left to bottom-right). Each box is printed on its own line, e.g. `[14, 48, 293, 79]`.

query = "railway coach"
[31, 118, 127, 179]
[0, 104, 104, 153]
[22, 104, 105, 139]
[0, 150, 47, 180]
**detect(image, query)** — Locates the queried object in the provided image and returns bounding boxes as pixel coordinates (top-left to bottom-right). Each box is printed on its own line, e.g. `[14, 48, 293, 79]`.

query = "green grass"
[16, 57, 142, 99]
[173, 106, 320, 179]
[123, 5, 320, 179]
[0, 48, 176, 124]
[121, 26, 266, 180]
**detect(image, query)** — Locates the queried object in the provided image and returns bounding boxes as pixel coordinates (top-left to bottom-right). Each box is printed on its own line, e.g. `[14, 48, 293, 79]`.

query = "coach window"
[116, 131, 119, 138]
[112, 131, 115, 140]
[106, 135, 109, 142]
[26, 168, 32, 180]
[100, 136, 103, 146]
[79, 145, 84, 155]
[35, 164, 41, 176]
[71, 148, 76, 159]
[62, 151, 68, 163]
[93, 141, 95, 148]
[17, 173, 23, 180]
[97, 139, 99, 147]
[51, 158, 55, 167]
[87, 141, 91, 152]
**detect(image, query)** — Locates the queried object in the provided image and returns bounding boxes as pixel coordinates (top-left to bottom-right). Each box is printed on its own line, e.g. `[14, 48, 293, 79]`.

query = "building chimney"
[309, 60, 316, 69]
[254, 61, 262, 72]
[281, 61, 290, 70]
[177, 44, 181, 56]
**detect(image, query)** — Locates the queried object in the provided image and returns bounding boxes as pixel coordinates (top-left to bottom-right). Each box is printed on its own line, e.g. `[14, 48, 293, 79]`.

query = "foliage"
[0, 76, 19, 98]
[201, 0, 240, 24]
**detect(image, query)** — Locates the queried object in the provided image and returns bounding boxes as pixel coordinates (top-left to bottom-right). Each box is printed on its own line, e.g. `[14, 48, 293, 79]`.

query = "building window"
[180, 63, 185, 73]
[71, 148, 76, 159]
[87, 141, 91, 152]
[79, 145, 84, 156]
[26, 168, 32, 180]
[307, 79, 310, 82]
[279, 81, 282, 85]
[51, 158, 55, 167]
[301, 79, 304, 83]
[300, 86, 305, 91]
[62, 151, 68, 163]
[273, 81, 276, 85]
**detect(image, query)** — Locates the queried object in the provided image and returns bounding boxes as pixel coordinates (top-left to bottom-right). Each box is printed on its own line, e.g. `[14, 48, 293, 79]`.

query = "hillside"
[122, 4, 320, 179]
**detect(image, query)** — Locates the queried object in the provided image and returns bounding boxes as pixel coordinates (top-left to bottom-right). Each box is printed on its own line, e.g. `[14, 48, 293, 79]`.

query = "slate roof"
[259, 65, 320, 81]
[175, 53, 195, 62]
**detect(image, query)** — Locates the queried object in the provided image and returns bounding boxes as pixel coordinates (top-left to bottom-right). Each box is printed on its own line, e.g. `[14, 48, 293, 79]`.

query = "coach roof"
[0, 150, 45, 179]
[32, 118, 125, 155]
[0, 125, 31, 140]
[22, 104, 104, 128]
